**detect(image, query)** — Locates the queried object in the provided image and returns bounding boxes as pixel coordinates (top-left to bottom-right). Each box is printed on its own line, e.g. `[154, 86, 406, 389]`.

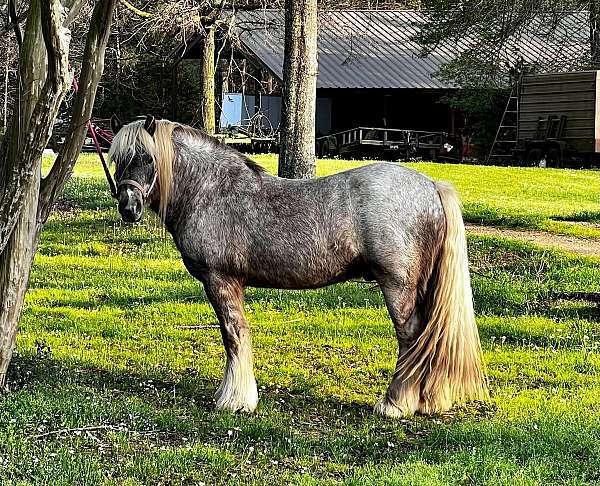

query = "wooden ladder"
[487, 80, 521, 164]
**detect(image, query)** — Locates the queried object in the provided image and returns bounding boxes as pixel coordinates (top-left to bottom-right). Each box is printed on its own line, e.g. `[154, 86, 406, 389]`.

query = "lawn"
[1, 155, 599, 485]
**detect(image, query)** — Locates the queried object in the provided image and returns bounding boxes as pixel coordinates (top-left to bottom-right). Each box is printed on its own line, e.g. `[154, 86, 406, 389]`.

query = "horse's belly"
[245, 247, 365, 290]
[245, 266, 363, 289]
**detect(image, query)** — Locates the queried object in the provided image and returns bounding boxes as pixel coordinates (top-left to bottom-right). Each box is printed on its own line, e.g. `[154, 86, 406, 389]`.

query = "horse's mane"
[175, 124, 266, 176]
[109, 119, 176, 221]
[109, 119, 264, 221]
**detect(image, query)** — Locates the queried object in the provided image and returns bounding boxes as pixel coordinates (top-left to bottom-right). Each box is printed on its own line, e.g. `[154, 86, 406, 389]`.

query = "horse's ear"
[110, 114, 122, 135]
[144, 115, 156, 137]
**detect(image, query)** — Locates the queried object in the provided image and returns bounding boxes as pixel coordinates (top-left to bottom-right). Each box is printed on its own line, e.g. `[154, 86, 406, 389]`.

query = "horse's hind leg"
[374, 283, 424, 418]
[203, 275, 258, 413]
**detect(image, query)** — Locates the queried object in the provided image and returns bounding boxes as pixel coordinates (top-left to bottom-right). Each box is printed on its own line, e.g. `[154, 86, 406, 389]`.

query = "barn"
[174, 9, 590, 140]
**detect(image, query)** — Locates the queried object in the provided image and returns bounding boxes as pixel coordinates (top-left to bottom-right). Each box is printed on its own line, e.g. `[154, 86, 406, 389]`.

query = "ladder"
[487, 80, 521, 164]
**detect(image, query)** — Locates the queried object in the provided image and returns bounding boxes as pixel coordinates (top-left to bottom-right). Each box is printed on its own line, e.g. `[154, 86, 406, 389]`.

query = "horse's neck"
[160, 146, 260, 232]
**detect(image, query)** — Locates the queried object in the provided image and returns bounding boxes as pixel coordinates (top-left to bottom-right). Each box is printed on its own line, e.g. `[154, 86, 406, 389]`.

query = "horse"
[108, 115, 487, 418]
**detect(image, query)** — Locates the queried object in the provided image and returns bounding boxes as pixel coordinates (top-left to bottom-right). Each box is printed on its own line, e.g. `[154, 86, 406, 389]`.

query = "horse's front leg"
[203, 274, 258, 413]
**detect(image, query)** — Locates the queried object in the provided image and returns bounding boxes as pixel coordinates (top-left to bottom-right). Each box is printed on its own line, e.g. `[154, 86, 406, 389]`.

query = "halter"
[117, 171, 158, 201]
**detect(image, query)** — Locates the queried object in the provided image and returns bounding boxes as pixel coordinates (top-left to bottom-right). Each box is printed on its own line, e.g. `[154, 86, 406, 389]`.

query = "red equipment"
[70, 69, 117, 197]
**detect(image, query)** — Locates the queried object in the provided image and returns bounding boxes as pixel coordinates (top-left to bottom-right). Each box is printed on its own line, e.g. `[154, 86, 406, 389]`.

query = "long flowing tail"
[395, 181, 487, 414]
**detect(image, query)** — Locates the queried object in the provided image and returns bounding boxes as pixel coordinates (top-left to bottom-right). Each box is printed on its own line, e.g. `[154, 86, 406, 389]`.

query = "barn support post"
[215, 60, 224, 132]
[200, 24, 216, 135]
[591, 0, 600, 68]
[254, 67, 263, 116]
[216, 61, 230, 131]
[171, 62, 179, 120]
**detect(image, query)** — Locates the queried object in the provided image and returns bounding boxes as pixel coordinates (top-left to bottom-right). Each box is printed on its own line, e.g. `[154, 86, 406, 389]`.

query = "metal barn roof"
[231, 9, 590, 89]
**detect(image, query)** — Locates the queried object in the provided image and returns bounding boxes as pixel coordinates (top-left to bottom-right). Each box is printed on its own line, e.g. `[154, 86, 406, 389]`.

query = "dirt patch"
[561, 221, 600, 230]
[466, 224, 600, 258]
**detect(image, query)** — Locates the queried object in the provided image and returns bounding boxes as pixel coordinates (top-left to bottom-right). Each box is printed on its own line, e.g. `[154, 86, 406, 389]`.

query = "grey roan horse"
[109, 115, 487, 418]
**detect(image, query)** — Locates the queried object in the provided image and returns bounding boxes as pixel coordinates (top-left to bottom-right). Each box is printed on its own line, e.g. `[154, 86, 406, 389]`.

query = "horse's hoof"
[373, 397, 414, 419]
[215, 401, 257, 413]
[215, 392, 258, 414]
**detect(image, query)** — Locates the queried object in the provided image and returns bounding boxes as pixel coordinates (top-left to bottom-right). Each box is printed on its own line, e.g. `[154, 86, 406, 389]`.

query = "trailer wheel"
[526, 148, 544, 167]
[323, 139, 336, 158]
[547, 147, 562, 168]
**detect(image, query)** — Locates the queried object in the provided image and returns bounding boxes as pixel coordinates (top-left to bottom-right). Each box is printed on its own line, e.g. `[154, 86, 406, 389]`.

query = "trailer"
[316, 127, 460, 161]
[489, 70, 600, 166]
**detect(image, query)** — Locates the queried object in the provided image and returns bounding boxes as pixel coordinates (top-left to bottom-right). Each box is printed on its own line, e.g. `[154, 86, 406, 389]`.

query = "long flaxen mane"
[109, 119, 265, 220]
[109, 119, 178, 220]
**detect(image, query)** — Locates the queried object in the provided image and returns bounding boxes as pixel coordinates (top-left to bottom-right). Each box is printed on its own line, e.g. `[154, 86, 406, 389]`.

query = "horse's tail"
[395, 181, 487, 414]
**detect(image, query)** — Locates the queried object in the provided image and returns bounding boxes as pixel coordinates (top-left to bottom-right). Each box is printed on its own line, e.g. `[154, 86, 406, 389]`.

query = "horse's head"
[109, 115, 159, 223]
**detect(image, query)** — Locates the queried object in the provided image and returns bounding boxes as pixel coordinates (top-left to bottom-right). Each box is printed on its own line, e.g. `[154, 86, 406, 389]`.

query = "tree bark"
[2, 50, 9, 132]
[591, 0, 600, 68]
[278, 0, 318, 179]
[0, 0, 45, 388]
[0, 166, 39, 389]
[200, 24, 216, 134]
[0, 0, 116, 390]
[0, 0, 70, 255]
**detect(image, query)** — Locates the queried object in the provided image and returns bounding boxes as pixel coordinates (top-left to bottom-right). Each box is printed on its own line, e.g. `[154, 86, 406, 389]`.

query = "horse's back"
[255, 162, 445, 286]
[343, 162, 444, 226]
[343, 163, 445, 279]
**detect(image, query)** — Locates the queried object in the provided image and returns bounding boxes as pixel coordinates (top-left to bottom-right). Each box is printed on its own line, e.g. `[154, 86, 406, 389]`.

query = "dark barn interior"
[322, 88, 460, 135]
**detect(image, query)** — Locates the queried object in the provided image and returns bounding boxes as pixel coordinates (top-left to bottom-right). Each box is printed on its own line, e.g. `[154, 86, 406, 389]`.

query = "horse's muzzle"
[118, 191, 143, 223]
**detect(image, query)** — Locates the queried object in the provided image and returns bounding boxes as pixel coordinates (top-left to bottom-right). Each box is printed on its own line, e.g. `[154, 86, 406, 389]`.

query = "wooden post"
[592, 0, 600, 68]
[255, 68, 263, 115]
[171, 63, 178, 120]
[278, 0, 318, 179]
[200, 24, 216, 134]
[265, 71, 273, 94]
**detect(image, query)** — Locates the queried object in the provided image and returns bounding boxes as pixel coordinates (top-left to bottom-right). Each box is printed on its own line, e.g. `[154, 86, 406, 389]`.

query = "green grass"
[48, 154, 600, 237]
[2, 155, 600, 485]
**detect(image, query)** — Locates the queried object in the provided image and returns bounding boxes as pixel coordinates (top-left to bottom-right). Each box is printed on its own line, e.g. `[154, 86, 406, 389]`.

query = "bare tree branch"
[7, 0, 23, 48]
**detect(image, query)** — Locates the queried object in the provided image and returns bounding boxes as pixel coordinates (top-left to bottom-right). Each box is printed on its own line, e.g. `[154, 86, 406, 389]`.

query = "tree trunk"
[0, 0, 116, 390]
[591, 0, 600, 68]
[2, 52, 9, 132]
[0, 0, 70, 255]
[0, 0, 69, 390]
[278, 0, 318, 179]
[200, 25, 216, 134]
[0, 168, 39, 389]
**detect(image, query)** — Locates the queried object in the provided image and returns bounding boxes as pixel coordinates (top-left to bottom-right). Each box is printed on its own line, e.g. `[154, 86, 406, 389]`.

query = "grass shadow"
[4, 350, 599, 484]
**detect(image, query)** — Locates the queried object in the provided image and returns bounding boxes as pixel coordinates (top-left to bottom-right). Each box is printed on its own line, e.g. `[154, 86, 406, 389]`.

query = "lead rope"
[89, 122, 118, 198]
